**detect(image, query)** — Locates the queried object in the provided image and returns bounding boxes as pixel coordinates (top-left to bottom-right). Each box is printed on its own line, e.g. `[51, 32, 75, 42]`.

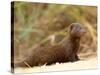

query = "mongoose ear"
[69, 24, 73, 30]
[68, 23, 74, 32]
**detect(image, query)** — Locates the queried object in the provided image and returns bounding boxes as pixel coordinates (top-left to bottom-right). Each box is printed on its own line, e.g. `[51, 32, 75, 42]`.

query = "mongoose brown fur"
[12, 23, 86, 68]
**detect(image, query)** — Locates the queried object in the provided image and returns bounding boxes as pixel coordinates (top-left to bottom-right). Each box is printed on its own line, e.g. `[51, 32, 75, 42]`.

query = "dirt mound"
[15, 53, 97, 73]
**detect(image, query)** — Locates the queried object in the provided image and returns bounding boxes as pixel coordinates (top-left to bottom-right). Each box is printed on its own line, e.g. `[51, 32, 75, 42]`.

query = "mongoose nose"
[81, 28, 86, 33]
[80, 28, 86, 36]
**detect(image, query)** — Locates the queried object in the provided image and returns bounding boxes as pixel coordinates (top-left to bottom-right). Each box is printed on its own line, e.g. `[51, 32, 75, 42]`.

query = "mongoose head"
[69, 23, 86, 38]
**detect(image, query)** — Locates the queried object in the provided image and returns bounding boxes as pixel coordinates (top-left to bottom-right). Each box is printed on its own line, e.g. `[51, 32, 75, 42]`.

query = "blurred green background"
[12, 1, 97, 61]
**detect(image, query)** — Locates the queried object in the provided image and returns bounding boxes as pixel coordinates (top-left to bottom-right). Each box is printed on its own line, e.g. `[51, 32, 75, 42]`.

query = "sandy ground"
[14, 53, 97, 73]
